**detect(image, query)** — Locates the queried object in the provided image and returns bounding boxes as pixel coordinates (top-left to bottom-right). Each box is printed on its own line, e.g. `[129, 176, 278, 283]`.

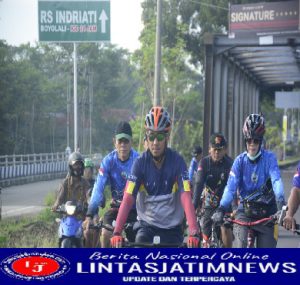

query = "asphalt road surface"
[1, 167, 300, 247]
[1, 179, 60, 219]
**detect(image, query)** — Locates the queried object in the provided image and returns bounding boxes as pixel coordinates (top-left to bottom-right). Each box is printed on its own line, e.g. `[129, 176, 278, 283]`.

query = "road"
[277, 166, 300, 248]
[1, 179, 60, 219]
[1, 167, 300, 247]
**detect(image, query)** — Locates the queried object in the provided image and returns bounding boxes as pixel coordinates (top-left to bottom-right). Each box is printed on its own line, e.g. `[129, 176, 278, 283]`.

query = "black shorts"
[134, 220, 184, 244]
[102, 208, 137, 242]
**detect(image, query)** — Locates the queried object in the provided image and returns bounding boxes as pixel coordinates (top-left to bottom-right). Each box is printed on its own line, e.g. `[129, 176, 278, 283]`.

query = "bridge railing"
[0, 153, 69, 188]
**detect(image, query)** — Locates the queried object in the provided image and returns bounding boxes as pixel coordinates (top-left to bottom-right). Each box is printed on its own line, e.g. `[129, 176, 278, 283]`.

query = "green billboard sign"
[38, 0, 110, 42]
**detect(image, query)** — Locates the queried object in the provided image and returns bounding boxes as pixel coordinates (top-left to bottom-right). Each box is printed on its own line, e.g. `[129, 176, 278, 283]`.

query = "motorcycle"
[54, 201, 84, 248]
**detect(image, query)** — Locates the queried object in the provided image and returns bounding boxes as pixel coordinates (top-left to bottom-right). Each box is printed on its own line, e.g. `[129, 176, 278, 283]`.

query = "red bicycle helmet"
[242, 114, 265, 140]
[145, 106, 172, 133]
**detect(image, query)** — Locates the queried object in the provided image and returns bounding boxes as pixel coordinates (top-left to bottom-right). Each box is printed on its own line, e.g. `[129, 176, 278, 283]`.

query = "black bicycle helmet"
[191, 146, 202, 157]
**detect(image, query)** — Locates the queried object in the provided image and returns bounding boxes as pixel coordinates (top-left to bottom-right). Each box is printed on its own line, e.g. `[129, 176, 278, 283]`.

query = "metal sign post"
[0, 187, 2, 221]
[74, 43, 78, 152]
[282, 112, 288, 161]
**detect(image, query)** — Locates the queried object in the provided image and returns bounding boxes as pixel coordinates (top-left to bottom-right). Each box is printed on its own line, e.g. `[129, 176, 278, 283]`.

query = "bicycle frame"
[197, 211, 222, 248]
[225, 216, 274, 248]
[122, 235, 187, 248]
[209, 223, 222, 248]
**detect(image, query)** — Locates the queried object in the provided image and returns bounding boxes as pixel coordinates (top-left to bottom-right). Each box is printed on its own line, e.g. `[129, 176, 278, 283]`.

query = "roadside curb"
[279, 158, 300, 170]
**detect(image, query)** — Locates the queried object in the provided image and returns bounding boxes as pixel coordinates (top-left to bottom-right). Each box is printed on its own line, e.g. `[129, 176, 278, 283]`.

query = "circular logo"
[251, 172, 258, 183]
[1, 252, 70, 281]
[121, 171, 128, 180]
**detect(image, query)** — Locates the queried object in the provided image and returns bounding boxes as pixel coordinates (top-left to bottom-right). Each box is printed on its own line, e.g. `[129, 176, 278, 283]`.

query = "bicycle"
[110, 200, 136, 242]
[196, 208, 223, 248]
[120, 235, 187, 248]
[89, 220, 114, 232]
[223, 207, 299, 248]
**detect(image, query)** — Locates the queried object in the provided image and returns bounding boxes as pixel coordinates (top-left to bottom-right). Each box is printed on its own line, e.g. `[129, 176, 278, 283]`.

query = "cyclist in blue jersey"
[84, 121, 139, 247]
[111, 106, 200, 248]
[212, 114, 285, 248]
[283, 162, 300, 231]
[188, 145, 202, 187]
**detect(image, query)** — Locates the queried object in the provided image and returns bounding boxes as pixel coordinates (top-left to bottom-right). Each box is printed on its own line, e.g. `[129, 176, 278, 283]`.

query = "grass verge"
[0, 186, 112, 248]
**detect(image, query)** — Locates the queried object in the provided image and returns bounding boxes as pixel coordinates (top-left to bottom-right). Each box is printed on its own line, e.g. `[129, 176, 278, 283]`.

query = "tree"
[0, 41, 141, 155]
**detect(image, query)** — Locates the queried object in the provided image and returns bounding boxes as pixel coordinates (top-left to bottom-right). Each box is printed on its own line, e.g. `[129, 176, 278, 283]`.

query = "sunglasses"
[211, 147, 224, 151]
[147, 133, 166, 142]
[246, 139, 260, 145]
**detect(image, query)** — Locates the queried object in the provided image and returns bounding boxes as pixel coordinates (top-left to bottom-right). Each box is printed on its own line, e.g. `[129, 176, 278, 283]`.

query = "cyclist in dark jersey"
[111, 106, 200, 248]
[193, 133, 233, 247]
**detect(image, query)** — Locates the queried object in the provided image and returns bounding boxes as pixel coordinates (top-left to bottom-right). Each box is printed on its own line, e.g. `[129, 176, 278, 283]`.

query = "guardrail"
[0, 153, 69, 188]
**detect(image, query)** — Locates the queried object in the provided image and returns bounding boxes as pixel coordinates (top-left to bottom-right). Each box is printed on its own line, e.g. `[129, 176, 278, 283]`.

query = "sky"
[0, 0, 143, 52]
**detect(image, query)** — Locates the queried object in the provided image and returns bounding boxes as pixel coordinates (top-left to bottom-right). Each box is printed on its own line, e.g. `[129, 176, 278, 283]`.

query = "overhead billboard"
[38, 0, 110, 42]
[229, 0, 300, 38]
[275, 91, 300, 109]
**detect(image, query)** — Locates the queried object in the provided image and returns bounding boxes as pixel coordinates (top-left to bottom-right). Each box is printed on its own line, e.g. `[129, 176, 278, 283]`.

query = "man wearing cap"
[188, 146, 203, 187]
[193, 133, 233, 248]
[84, 121, 139, 247]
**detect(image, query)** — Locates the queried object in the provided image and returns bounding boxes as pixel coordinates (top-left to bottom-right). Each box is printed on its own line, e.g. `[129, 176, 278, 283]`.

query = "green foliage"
[44, 192, 56, 207]
[172, 120, 203, 162]
[1, 0, 279, 159]
[130, 115, 146, 153]
[132, 0, 205, 158]
[265, 126, 281, 150]
[98, 185, 112, 218]
[0, 209, 57, 248]
[260, 91, 284, 152]
[0, 41, 141, 155]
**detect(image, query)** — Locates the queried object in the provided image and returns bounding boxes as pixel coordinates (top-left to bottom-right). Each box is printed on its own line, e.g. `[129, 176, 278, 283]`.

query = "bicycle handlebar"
[224, 216, 274, 227]
[121, 241, 187, 248]
[224, 214, 300, 235]
[89, 221, 114, 232]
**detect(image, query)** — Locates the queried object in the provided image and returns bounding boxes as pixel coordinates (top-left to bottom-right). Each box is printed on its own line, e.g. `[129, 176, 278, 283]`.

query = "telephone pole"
[153, 0, 162, 106]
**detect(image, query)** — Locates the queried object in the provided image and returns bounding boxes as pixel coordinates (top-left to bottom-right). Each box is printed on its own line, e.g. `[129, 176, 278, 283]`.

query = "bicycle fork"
[247, 228, 255, 248]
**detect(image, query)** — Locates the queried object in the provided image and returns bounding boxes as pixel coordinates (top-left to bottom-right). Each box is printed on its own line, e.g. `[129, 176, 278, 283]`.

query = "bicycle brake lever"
[277, 205, 288, 226]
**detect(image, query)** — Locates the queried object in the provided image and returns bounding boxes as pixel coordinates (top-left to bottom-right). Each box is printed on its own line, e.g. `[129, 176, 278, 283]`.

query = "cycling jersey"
[292, 162, 300, 188]
[124, 148, 191, 229]
[220, 149, 285, 211]
[193, 155, 233, 209]
[86, 149, 139, 216]
[188, 157, 199, 183]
